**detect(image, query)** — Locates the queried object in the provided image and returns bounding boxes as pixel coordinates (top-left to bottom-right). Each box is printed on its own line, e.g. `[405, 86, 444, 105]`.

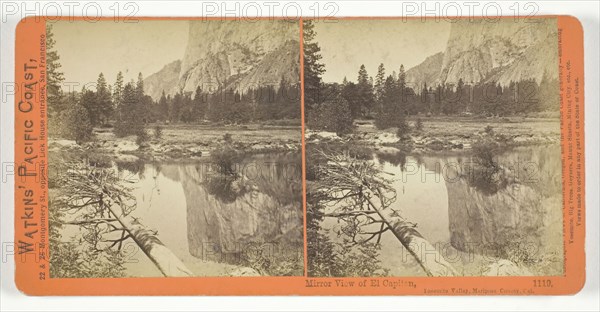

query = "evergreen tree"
[538, 75, 559, 112]
[375, 75, 405, 129]
[456, 78, 466, 113]
[80, 88, 100, 127]
[374, 63, 386, 108]
[398, 65, 406, 86]
[133, 73, 153, 122]
[136, 72, 144, 99]
[114, 83, 144, 137]
[357, 65, 369, 86]
[341, 82, 361, 118]
[308, 95, 354, 135]
[112, 71, 124, 119]
[170, 92, 183, 122]
[158, 91, 169, 122]
[95, 73, 113, 125]
[356, 65, 375, 117]
[397, 64, 406, 101]
[303, 20, 325, 108]
[63, 97, 93, 144]
[46, 25, 65, 114]
[180, 92, 194, 123]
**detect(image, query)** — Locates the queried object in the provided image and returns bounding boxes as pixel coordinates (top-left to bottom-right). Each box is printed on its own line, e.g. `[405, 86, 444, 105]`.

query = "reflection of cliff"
[439, 147, 563, 263]
[446, 177, 544, 252]
[160, 162, 303, 264]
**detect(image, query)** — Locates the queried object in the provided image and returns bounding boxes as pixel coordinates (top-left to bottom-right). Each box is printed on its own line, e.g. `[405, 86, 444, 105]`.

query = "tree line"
[51, 73, 300, 145]
[303, 20, 559, 135]
[46, 28, 300, 145]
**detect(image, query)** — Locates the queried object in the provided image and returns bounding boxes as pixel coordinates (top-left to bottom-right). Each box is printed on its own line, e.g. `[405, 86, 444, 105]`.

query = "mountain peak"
[406, 18, 558, 88]
[145, 20, 300, 100]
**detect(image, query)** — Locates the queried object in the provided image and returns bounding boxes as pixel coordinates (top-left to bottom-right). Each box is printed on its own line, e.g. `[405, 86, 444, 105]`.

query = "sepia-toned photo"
[47, 19, 304, 277]
[304, 18, 563, 277]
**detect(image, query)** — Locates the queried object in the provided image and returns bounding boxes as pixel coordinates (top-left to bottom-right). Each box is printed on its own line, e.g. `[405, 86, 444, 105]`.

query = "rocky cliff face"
[405, 52, 444, 89]
[144, 60, 181, 100]
[407, 18, 558, 88]
[144, 20, 300, 100]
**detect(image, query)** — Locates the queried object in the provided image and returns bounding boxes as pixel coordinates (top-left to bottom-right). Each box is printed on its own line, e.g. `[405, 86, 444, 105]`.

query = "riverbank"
[49, 122, 302, 162]
[306, 116, 561, 154]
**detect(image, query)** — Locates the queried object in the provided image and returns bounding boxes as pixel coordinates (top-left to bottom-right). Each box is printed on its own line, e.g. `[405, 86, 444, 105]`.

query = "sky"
[51, 20, 188, 88]
[314, 19, 451, 83]
[51, 19, 451, 88]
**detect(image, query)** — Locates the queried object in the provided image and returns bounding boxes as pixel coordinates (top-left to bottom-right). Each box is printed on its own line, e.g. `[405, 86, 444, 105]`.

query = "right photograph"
[304, 18, 564, 277]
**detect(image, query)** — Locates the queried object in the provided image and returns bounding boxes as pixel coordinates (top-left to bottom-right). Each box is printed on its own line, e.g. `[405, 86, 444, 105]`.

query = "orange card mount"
[15, 15, 584, 295]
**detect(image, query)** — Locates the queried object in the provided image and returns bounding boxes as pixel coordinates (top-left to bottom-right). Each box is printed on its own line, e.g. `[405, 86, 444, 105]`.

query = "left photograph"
[47, 19, 303, 277]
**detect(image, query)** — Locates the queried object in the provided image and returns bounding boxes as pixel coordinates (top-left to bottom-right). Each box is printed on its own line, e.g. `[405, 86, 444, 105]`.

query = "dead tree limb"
[58, 163, 193, 277]
[315, 151, 458, 277]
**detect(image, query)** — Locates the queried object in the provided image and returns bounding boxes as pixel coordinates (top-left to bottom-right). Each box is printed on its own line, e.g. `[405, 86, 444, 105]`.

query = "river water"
[321, 145, 564, 276]
[118, 153, 304, 277]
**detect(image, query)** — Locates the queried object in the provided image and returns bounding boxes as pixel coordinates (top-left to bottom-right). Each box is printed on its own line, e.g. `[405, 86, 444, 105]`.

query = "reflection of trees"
[253, 153, 303, 206]
[204, 152, 303, 205]
[115, 158, 146, 178]
[308, 150, 458, 277]
[205, 174, 248, 204]
[51, 161, 192, 277]
[376, 150, 407, 169]
[467, 140, 508, 195]
[211, 146, 241, 175]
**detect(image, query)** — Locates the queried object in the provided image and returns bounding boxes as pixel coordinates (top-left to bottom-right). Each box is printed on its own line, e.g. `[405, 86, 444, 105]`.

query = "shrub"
[415, 118, 424, 131]
[211, 146, 240, 176]
[469, 138, 507, 194]
[374, 104, 405, 130]
[223, 133, 233, 144]
[484, 125, 494, 135]
[63, 102, 94, 144]
[153, 124, 163, 139]
[307, 97, 354, 135]
[396, 118, 411, 139]
[135, 128, 150, 147]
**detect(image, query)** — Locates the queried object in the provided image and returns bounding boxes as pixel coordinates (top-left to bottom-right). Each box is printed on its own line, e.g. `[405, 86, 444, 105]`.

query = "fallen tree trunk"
[58, 163, 194, 277]
[365, 196, 458, 277]
[107, 204, 193, 277]
[313, 151, 457, 277]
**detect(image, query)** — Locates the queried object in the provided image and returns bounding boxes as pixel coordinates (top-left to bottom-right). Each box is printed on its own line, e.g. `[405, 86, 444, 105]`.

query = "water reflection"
[325, 145, 564, 276]
[116, 153, 304, 276]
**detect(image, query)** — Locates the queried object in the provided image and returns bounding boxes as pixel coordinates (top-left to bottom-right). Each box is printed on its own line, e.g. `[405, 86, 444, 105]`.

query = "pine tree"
[158, 91, 169, 122]
[46, 25, 65, 114]
[303, 20, 325, 109]
[398, 64, 406, 93]
[375, 75, 405, 129]
[95, 73, 113, 125]
[112, 71, 124, 119]
[356, 65, 375, 117]
[136, 72, 144, 99]
[170, 92, 183, 122]
[114, 83, 143, 137]
[538, 74, 559, 112]
[342, 82, 361, 118]
[134, 73, 152, 122]
[397, 65, 406, 111]
[63, 97, 93, 144]
[456, 78, 465, 113]
[80, 87, 100, 127]
[357, 65, 369, 85]
[374, 63, 386, 106]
